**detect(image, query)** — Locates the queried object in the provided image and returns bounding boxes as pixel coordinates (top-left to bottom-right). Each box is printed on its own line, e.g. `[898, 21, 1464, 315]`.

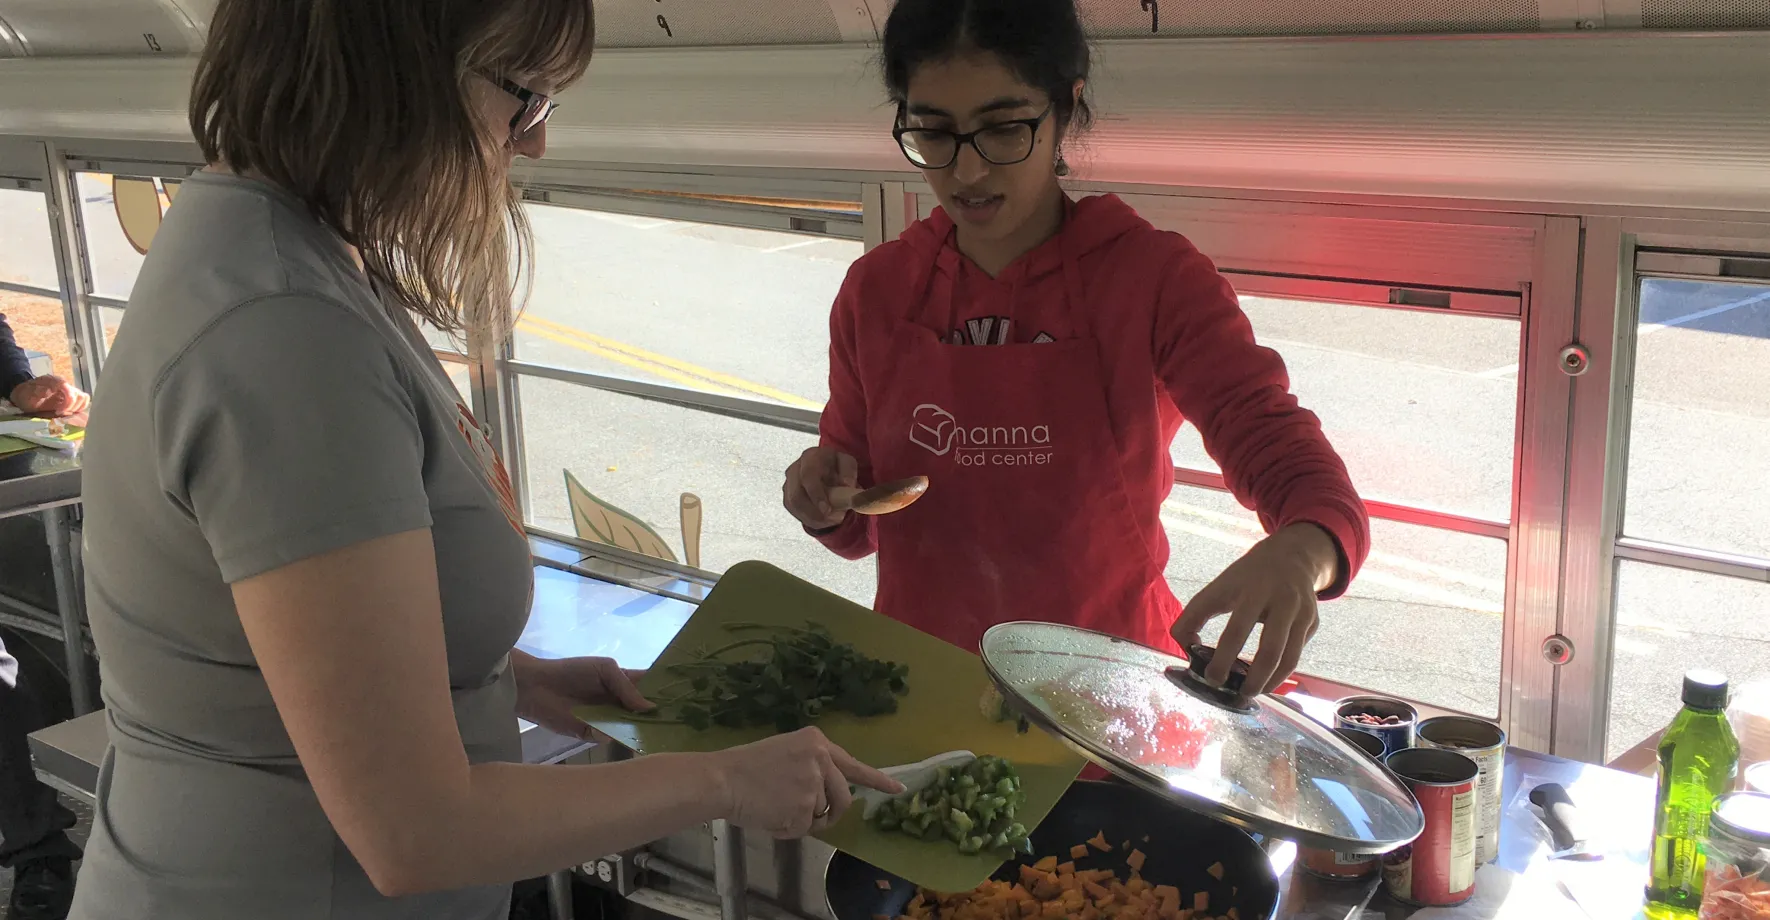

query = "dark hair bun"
[882, 0, 1093, 133]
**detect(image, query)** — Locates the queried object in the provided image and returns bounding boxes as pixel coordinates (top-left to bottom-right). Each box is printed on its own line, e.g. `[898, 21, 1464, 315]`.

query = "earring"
[1055, 153, 1071, 177]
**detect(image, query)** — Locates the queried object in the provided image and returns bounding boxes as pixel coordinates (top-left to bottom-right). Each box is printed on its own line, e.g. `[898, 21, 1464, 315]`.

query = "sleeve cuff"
[1315, 525, 1353, 600]
[805, 519, 846, 538]
[0, 372, 32, 399]
[1284, 511, 1365, 601]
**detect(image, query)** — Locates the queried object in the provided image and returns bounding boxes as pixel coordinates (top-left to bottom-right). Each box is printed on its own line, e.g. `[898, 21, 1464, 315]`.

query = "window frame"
[1552, 215, 1770, 762]
[494, 180, 864, 521]
[29, 133, 1770, 766]
[1566, 238, 1770, 760]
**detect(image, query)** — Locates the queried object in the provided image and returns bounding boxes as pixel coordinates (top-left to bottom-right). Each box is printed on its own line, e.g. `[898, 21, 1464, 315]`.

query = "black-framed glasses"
[482, 73, 558, 140]
[892, 106, 1051, 170]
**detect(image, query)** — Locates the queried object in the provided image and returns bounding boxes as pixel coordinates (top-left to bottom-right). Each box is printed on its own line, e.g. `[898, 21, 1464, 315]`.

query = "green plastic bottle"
[1645, 670, 1740, 920]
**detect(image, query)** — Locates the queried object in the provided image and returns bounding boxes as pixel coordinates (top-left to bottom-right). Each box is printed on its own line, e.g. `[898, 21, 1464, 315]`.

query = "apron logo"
[909, 404, 958, 456]
[909, 403, 1054, 467]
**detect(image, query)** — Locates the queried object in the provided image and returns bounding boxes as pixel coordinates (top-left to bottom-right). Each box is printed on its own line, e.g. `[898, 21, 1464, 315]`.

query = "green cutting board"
[575, 560, 1087, 894]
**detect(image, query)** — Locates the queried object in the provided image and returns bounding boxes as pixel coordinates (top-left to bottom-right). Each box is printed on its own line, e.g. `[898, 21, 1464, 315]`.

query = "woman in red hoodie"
[782, 0, 1370, 697]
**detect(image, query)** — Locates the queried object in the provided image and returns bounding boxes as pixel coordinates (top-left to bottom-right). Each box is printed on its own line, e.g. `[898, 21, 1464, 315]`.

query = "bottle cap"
[1683, 670, 1729, 711]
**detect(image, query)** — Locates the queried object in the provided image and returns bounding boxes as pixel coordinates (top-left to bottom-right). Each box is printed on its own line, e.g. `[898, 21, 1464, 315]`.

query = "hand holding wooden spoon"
[784, 446, 860, 529]
[827, 476, 929, 516]
[784, 447, 929, 530]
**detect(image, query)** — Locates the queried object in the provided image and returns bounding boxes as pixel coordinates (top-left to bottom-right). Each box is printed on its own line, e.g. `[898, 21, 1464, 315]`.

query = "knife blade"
[1530, 783, 1647, 920]
[1544, 855, 1649, 920]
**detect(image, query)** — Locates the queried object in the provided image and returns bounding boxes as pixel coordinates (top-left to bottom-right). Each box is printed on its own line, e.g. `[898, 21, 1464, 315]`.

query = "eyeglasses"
[482, 73, 558, 141]
[892, 106, 1052, 170]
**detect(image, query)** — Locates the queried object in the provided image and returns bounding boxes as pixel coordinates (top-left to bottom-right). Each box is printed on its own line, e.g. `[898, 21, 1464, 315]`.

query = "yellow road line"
[517, 322, 753, 399]
[518, 313, 822, 409]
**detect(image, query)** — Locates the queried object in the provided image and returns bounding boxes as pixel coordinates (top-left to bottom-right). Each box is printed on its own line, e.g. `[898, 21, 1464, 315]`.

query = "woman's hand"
[9, 375, 90, 419]
[710, 727, 903, 838]
[1170, 523, 1341, 696]
[511, 651, 654, 740]
[783, 446, 858, 531]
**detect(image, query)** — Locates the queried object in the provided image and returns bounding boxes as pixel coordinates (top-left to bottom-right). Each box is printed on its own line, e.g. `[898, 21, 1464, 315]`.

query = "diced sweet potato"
[890, 842, 1239, 920]
[1073, 844, 1092, 859]
[1089, 832, 1113, 852]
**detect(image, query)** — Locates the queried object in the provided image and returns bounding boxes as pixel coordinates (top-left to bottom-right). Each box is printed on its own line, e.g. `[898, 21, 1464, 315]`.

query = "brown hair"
[190, 0, 595, 339]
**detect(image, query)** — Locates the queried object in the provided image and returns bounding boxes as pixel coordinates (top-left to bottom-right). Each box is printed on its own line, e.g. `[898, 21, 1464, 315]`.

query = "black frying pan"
[826, 780, 1280, 920]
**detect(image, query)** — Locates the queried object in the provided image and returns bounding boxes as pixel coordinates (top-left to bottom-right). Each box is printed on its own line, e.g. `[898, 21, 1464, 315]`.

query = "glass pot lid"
[980, 622, 1424, 853]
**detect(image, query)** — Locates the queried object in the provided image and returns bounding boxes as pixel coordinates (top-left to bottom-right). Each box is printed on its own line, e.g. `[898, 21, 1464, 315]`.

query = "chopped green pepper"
[865, 755, 1029, 859]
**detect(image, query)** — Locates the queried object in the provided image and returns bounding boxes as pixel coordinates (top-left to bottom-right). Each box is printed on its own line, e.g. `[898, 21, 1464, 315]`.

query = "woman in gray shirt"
[72, 2, 897, 918]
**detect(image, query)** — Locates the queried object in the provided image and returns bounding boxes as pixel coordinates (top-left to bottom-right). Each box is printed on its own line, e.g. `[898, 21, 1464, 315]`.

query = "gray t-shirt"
[73, 172, 536, 920]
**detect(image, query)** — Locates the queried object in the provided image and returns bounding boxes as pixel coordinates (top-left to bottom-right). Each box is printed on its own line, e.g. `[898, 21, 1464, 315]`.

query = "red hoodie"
[815, 194, 1368, 658]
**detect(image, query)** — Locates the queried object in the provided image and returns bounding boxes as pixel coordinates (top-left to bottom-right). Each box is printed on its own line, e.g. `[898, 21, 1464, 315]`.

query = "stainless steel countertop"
[29, 545, 1657, 920]
[1274, 694, 1655, 920]
[0, 442, 81, 519]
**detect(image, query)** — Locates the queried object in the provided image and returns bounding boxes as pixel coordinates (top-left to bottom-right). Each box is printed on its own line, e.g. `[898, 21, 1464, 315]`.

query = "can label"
[1449, 788, 1477, 892]
[1382, 846, 1412, 896]
[1300, 846, 1378, 880]
[1384, 749, 1480, 907]
[1418, 717, 1507, 865]
[1467, 751, 1500, 864]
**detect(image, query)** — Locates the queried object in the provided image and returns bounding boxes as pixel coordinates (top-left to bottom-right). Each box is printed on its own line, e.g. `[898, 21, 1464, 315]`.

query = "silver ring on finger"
[814, 803, 832, 819]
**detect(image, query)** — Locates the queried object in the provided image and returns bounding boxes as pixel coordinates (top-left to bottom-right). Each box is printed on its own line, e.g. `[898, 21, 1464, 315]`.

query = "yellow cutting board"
[0, 425, 84, 457]
[575, 560, 1087, 894]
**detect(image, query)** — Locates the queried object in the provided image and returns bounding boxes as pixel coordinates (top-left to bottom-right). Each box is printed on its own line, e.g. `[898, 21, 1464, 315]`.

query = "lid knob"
[1165, 644, 1256, 713]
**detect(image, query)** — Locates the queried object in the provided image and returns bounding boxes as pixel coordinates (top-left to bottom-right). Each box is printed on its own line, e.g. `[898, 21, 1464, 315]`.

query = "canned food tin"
[1336, 726, 1389, 761]
[1336, 695, 1419, 757]
[1299, 729, 1393, 881]
[1745, 761, 1770, 795]
[1699, 792, 1770, 920]
[1417, 716, 1507, 865]
[1382, 748, 1479, 907]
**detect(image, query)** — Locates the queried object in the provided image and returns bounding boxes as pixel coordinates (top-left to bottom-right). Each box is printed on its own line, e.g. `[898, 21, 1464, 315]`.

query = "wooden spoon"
[829, 476, 929, 516]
